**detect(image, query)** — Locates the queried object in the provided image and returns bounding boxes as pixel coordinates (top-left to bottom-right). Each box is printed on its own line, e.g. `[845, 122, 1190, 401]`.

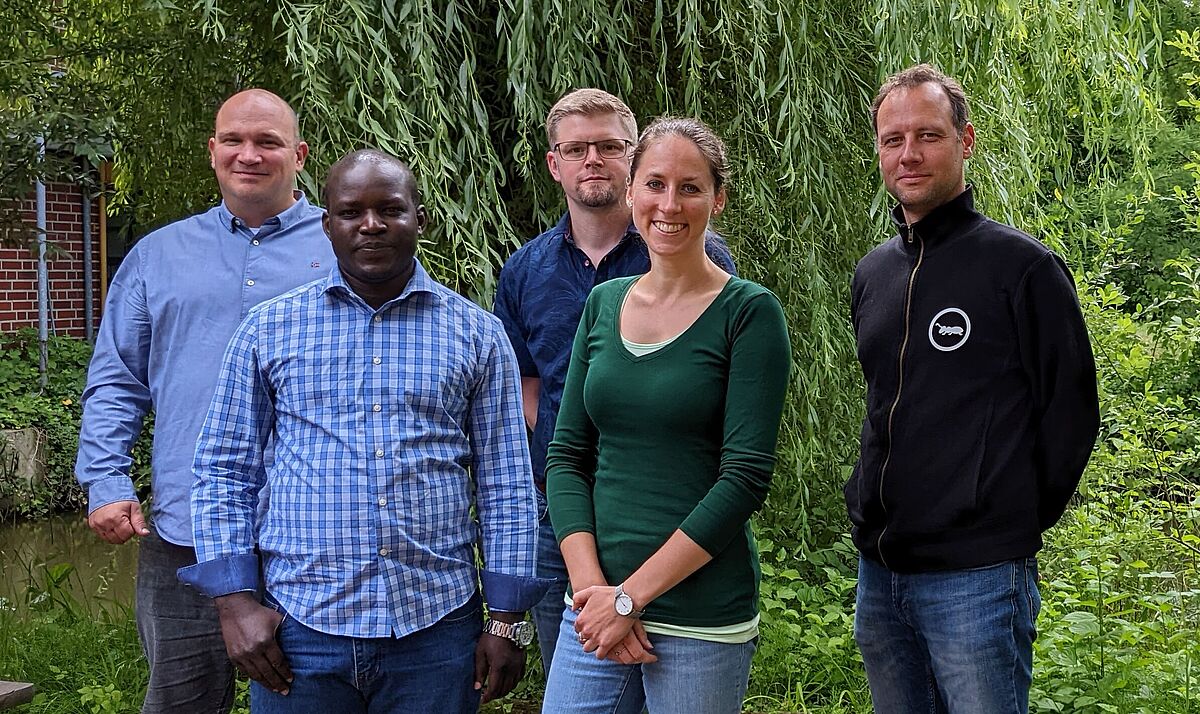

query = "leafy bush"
[0, 329, 153, 519]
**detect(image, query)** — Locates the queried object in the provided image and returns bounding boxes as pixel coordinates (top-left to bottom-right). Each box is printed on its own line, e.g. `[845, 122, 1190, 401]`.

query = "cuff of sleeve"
[176, 554, 260, 598]
[86, 478, 138, 515]
[481, 569, 555, 613]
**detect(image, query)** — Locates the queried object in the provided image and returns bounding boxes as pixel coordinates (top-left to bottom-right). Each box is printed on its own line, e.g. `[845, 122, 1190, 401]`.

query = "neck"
[344, 265, 413, 311]
[640, 243, 725, 298]
[227, 193, 297, 229]
[566, 202, 631, 253]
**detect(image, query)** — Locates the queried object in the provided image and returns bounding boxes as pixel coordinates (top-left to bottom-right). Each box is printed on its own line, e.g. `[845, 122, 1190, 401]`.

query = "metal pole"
[35, 136, 49, 388]
[81, 167, 94, 344]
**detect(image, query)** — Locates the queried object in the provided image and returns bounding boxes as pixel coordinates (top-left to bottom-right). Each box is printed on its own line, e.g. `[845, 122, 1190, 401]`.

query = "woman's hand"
[606, 621, 657, 665]
[572, 585, 637, 659]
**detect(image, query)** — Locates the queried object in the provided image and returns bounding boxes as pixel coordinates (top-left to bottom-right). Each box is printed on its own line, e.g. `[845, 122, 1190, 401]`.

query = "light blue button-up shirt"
[75, 195, 334, 546]
[178, 261, 548, 637]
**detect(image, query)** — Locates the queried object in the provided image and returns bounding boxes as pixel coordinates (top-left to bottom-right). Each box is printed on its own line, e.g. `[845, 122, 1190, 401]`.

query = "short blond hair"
[545, 89, 638, 146]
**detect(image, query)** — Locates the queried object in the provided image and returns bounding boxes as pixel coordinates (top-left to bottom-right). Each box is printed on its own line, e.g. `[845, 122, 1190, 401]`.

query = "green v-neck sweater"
[546, 276, 791, 627]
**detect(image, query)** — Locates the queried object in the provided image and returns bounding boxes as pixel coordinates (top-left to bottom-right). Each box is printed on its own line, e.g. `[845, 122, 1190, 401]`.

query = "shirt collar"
[891, 186, 979, 245]
[555, 212, 640, 248]
[321, 258, 442, 309]
[217, 190, 313, 236]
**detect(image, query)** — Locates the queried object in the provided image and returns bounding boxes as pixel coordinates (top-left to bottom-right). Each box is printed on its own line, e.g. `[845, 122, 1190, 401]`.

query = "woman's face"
[627, 135, 725, 260]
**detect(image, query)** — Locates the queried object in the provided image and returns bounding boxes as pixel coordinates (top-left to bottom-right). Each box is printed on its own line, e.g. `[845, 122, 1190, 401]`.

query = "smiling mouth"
[651, 221, 686, 234]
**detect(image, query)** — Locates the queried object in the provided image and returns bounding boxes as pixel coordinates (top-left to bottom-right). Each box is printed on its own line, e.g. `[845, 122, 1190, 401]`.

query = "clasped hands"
[571, 585, 657, 665]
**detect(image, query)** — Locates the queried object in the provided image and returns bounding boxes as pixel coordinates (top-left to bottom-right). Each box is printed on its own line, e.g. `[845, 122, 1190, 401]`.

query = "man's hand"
[87, 500, 149, 544]
[474, 612, 526, 704]
[215, 592, 292, 695]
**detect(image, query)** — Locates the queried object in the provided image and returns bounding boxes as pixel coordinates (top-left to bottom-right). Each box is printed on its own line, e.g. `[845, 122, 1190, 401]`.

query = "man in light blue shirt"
[75, 88, 333, 713]
[179, 149, 547, 713]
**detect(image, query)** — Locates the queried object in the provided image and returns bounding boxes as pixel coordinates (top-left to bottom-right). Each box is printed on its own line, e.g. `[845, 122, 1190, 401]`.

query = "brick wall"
[0, 182, 102, 338]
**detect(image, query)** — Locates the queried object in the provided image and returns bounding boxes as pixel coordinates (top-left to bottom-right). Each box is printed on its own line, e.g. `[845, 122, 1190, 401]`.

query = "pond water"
[0, 512, 138, 613]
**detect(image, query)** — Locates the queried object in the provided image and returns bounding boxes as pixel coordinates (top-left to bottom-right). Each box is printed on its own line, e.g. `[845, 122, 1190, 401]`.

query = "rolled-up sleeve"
[469, 320, 552, 612]
[177, 316, 274, 597]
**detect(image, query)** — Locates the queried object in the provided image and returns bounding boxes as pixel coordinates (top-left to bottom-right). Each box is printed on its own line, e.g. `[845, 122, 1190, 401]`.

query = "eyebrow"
[643, 171, 705, 182]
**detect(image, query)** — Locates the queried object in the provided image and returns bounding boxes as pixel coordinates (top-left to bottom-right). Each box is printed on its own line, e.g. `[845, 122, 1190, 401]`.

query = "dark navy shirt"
[493, 213, 736, 486]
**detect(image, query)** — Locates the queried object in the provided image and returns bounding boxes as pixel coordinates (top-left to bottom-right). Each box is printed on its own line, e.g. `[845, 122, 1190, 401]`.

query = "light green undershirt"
[621, 333, 681, 356]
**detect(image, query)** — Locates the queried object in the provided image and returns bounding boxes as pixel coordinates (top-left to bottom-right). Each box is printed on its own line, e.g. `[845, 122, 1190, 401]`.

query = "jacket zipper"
[876, 228, 924, 569]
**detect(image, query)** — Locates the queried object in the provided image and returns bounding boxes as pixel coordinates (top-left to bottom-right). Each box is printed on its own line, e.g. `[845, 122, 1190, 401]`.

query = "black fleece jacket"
[846, 188, 1099, 573]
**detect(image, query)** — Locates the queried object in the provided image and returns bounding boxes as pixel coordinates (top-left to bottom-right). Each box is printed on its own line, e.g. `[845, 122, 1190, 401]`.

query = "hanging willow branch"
[17, 0, 1162, 549]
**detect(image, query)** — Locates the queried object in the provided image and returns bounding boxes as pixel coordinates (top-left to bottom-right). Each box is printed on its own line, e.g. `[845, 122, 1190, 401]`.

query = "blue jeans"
[531, 510, 570, 675]
[136, 526, 234, 714]
[541, 606, 755, 714]
[854, 556, 1041, 714]
[251, 592, 483, 713]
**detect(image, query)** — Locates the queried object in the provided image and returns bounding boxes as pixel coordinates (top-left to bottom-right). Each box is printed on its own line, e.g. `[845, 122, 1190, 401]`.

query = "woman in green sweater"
[541, 117, 791, 713]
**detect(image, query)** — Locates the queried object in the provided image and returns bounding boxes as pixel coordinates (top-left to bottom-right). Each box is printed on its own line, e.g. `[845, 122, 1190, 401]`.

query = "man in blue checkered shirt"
[179, 149, 549, 713]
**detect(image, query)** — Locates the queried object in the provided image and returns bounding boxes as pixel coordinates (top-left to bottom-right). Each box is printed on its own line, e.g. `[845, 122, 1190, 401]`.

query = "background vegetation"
[3, 0, 1200, 711]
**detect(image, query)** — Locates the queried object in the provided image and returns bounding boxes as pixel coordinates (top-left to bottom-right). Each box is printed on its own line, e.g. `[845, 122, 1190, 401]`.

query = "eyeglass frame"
[551, 138, 635, 162]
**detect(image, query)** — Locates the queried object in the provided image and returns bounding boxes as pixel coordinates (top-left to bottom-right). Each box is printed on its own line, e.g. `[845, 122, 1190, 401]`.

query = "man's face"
[208, 92, 308, 216]
[323, 161, 427, 299]
[875, 82, 974, 225]
[546, 113, 635, 211]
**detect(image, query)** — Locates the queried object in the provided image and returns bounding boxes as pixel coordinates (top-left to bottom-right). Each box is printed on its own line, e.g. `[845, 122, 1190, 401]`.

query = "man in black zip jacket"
[846, 64, 1099, 713]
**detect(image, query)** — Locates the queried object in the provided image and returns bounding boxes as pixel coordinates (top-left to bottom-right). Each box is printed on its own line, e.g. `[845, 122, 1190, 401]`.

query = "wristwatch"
[614, 583, 645, 619]
[483, 618, 534, 648]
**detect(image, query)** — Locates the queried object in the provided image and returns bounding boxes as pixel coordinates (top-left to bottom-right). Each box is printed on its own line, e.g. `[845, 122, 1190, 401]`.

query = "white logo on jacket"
[928, 308, 971, 352]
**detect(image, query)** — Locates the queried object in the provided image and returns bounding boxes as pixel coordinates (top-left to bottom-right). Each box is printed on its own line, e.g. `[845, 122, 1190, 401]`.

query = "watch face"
[615, 593, 634, 617]
[514, 621, 534, 647]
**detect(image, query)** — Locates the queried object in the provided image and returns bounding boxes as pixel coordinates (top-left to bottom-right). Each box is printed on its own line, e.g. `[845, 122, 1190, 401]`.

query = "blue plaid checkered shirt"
[179, 260, 547, 638]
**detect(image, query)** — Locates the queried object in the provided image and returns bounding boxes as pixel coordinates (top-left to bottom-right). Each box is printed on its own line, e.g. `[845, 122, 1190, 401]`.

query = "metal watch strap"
[483, 618, 529, 647]
[614, 583, 646, 618]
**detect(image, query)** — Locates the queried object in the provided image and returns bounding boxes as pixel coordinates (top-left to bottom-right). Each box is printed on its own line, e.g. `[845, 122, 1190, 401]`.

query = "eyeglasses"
[552, 139, 634, 161]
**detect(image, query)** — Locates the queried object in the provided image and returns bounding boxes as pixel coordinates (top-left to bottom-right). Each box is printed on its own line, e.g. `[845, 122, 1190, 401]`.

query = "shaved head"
[216, 89, 301, 145]
[325, 149, 420, 205]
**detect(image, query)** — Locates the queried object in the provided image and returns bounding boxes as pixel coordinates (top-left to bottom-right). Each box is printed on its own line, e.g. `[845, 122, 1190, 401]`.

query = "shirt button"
[252, 239, 260, 246]
[246, 279, 255, 286]
[373, 315, 382, 323]
[372, 357, 381, 365]
[584, 260, 591, 267]
[372, 404, 381, 412]
[375, 448, 384, 457]
[378, 497, 387, 507]
[379, 547, 389, 557]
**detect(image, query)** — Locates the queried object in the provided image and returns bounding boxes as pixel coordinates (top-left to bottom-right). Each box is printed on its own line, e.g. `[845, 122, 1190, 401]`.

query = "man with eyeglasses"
[493, 89, 736, 676]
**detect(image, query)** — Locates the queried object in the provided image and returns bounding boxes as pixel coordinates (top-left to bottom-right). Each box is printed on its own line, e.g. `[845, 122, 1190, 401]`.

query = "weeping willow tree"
[11, 0, 1165, 548]
[248, 0, 1161, 549]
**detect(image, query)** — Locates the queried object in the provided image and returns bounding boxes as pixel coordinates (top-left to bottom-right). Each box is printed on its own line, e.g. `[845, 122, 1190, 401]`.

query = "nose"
[899, 137, 921, 165]
[235, 142, 262, 165]
[360, 210, 385, 232]
[583, 144, 605, 166]
[660, 190, 682, 214]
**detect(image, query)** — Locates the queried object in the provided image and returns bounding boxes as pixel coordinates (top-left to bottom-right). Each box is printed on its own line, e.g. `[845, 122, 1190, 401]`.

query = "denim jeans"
[531, 510, 570, 675]
[541, 605, 755, 714]
[854, 555, 1041, 714]
[136, 526, 235, 714]
[251, 592, 483, 713]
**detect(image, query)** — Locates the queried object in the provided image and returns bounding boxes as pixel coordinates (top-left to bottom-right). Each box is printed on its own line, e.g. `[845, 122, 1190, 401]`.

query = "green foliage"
[6, 1, 1200, 712]
[0, 329, 154, 519]
[0, 330, 92, 518]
